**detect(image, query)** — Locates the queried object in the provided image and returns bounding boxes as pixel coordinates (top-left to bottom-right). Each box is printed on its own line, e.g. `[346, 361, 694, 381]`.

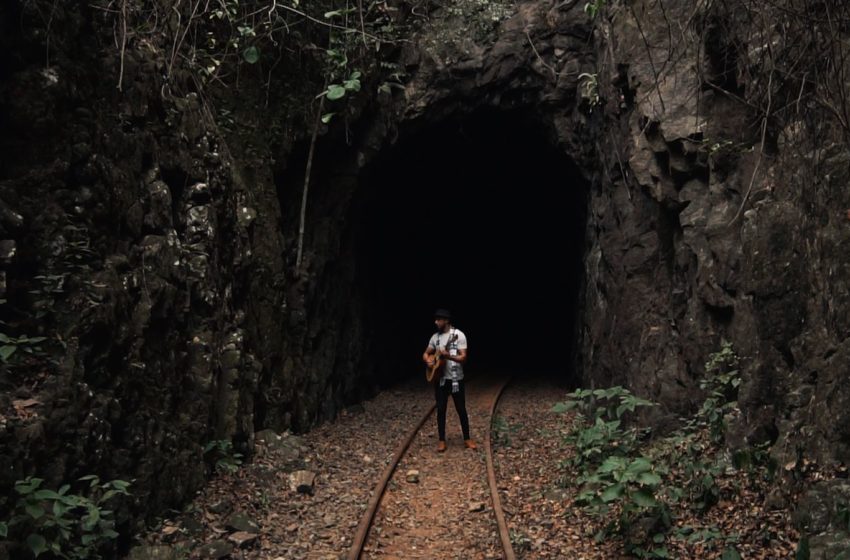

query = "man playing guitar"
[422, 308, 476, 452]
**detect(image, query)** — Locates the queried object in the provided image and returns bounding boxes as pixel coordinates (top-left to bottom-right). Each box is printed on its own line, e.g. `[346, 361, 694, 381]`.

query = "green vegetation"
[492, 414, 522, 447]
[0, 333, 47, 363]
[584, 0, 606, 19]
[1, 476, 131, 559]
[578, 72, 600, 109]
[552, 343, 757, 558]
[203, 439, 243, 475]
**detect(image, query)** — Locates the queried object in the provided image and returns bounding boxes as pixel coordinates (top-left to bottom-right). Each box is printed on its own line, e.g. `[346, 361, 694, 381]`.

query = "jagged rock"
[227, 531, 259, 548]
[225, 512, 260, 534]
[196, 540, 231, 559]
[291, 470, 316, 495]
[126, 545, 181, 560]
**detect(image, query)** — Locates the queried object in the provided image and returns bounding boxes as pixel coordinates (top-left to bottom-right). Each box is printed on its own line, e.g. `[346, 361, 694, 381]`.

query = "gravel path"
[137, 376, 800, 560]
[491, 378, 800, 559]
[363, 376, 503, 560]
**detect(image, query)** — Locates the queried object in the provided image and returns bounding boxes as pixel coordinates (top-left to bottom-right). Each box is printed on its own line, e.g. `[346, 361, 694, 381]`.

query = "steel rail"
[484, 376, 516, 560]
[347, 375, 515, 560]
[346, 401, 436, 560]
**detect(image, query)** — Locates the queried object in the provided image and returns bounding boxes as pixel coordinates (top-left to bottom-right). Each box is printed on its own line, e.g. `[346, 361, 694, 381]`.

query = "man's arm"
[440, 348, 467, 364]
[423, 346, 436, 364]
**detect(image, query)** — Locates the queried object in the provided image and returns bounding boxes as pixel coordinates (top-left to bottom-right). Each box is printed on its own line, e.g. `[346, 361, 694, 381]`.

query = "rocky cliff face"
[2, 0, 850, 551]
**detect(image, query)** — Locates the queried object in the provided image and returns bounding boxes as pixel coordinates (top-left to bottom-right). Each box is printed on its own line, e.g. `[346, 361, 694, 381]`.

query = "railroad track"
[347, 374, 515, 560]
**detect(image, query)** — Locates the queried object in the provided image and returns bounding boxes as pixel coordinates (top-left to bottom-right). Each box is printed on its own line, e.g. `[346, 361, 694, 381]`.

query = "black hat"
[434, 308, 451, 319]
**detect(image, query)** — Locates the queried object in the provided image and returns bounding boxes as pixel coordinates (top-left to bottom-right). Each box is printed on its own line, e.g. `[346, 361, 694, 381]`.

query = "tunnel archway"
[353, 109, 589, 385]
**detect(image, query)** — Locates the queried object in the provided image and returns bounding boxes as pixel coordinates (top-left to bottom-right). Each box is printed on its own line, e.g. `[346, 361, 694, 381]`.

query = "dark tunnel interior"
[354, 109, 589, 385]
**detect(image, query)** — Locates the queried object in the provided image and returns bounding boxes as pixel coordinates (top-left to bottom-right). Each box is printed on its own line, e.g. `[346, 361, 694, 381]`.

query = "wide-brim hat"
[434, 308, 451, 319]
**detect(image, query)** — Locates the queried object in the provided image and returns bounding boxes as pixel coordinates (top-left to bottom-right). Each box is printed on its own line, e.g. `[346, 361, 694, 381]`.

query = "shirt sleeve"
[428, 334, 438, 349]
[456, 331, 468, 350]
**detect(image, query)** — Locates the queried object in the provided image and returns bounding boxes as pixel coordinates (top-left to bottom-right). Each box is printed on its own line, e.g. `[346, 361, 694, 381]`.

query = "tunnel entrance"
[354, 109, 589, 385]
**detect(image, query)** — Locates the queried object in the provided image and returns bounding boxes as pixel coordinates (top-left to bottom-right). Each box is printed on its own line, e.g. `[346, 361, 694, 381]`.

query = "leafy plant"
[698, 340, 741, 442]
[553, 386, 654, 473]
[578, 72, 600, 108]
[509, 529, 532, 552]
[584, 0, 606, 18]
[491, 414, 521, 447]
[4, 476, 130, 559]
[554, 387, 667, 547]
[0, 333, 47, 363]
[203, 439, 243, 474]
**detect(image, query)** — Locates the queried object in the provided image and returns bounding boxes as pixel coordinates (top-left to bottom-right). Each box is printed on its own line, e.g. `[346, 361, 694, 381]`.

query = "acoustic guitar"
[425, 332, 458, 383]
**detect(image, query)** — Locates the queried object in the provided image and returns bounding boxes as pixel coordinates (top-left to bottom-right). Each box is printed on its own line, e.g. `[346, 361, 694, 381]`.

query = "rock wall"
[584, 0, 850, 472]
[0, 0, 286, 530]
[2, 0, 850, 552]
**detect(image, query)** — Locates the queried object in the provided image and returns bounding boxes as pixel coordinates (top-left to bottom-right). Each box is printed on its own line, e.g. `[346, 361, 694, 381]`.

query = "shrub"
[2, 475, 131, 559]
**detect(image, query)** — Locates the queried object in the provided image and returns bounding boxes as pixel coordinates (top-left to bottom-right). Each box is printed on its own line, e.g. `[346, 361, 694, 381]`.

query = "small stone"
[208, 499, 232, 514]
[406, 470, 420, 483]
[227, 531, 259, 548]
[126, 545, 180, 560]
[179, 516, 205, 536]
[196, 539, 231, 559]
[291, 470, 316, 494]
[225, 512, 260, 534]
[469, 502, 485, 512]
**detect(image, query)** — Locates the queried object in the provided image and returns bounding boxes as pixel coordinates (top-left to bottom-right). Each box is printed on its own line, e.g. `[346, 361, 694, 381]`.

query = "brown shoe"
[437, 441, 447, 452]
[464, 439, 477, 450]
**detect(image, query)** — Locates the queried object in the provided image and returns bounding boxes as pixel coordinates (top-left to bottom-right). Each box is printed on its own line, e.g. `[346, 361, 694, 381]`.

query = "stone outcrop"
[2, 1, 850, 556]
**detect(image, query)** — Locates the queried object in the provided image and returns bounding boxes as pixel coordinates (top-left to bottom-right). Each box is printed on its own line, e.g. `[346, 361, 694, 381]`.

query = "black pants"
[435, 379, 470, 441]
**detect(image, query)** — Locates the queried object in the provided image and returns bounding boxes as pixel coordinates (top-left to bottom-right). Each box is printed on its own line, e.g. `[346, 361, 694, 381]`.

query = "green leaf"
[549, 400, 574, 412]
[0, 522, 6, 538]
[326, 85, 346, 100]
[83, 506, 100, 530]
[34, 489, 61, 501]
[637, 472, 662, 486]
[324, 10, 343, 17]
[242, 46, 260, 64]
[343, 78, 361, 92]
[15, 477, 43, 494]
[722, 546, 743, 560]
[100, 489, 117, 503]
[631, 488, 658, 508]
[600, 483, 625, 503]
[321, 112, 335, 124]
[53, 500, 66, 518]
[598, 456, 626, 473]
[626, 457, 653, 475]
[0, 345, 16, 361]
[27, 534, 48, 557]
[26, 503, 45, 519]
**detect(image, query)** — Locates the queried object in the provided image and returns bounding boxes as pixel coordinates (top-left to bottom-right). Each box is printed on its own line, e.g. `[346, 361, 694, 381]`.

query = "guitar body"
[425, 332, 458, 383]
[425, 356, 445, 383]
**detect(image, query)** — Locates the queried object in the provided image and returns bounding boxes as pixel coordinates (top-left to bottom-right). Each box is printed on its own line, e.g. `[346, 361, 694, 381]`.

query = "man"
[422, 308, 476, 452]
